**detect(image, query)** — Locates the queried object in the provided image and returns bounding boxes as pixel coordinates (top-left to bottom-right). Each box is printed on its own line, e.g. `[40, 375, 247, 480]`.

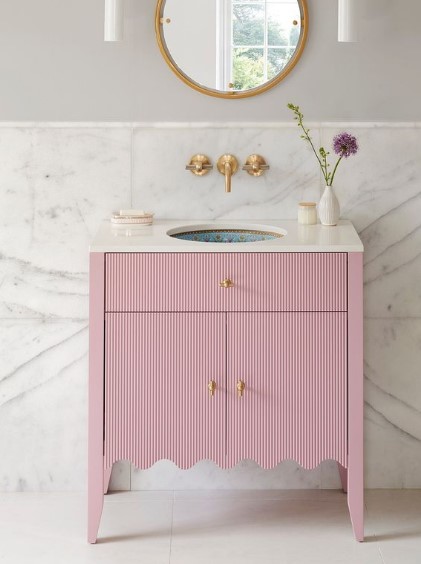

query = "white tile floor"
[0, 490, 419, 564]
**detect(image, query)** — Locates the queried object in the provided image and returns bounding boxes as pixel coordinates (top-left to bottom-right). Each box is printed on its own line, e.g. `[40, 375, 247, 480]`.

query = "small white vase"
[318, 185, 340, 226]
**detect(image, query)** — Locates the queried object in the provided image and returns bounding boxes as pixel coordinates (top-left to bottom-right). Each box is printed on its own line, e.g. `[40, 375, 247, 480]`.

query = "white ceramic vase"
[318, 185, 340, 226]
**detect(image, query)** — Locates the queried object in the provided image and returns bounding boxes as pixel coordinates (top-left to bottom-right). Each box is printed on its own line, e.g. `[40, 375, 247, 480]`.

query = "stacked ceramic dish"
[111, 210, 154, 226]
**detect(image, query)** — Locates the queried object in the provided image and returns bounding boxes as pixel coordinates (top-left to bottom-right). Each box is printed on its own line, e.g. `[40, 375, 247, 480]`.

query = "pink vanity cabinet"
[88, 251, 363, 543]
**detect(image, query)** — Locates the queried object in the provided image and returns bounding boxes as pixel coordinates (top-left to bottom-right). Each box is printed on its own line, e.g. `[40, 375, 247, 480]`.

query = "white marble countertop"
[90, 219, 364, 253]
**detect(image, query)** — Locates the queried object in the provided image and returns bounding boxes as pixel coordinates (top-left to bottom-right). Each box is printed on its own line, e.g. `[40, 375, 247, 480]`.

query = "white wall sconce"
[104, 0, 124, 42]
[338, 0, 357, 42]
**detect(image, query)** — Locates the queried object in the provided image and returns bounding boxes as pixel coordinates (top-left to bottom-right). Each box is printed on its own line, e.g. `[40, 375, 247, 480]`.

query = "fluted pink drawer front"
[227, 312, 348, 469]
[104, 312, 226, 469]
[105, 253, 347, 312]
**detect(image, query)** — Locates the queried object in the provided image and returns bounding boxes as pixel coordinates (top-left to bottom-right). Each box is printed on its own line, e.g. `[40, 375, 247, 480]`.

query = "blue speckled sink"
[167, 224, 286, 243]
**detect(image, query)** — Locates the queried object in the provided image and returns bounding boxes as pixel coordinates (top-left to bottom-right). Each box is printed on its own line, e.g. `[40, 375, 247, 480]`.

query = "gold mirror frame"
[155, 0, 308, 99]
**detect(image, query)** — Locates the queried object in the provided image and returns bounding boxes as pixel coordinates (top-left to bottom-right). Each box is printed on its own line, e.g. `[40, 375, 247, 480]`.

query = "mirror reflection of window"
[157, 0, 306, 97]
[217, 0, 301, 92]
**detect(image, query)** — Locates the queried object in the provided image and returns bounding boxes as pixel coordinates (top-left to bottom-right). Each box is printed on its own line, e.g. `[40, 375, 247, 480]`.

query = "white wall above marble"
[0, 123, 420, 492]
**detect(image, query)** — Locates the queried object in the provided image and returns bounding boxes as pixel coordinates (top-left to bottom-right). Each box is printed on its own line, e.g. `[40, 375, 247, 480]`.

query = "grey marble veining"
[132, 127, 320, 220]
[0, 127, 131, 319]
[321, 127, 421, 318]
[319, 126, 421, 491]
[0, 320, 88, 491]
[1, 123, 420, 492]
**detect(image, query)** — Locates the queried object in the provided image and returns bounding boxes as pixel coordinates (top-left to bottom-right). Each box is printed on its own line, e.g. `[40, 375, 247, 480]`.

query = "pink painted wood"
[103, 466, 112, 495]
[104, 313, 226, 469]
[105, 253, 347, 313]
[347, 253, 364, 541]
[89, 250, 363, 542]
[227, 313, 348, 469]
[88, 252, 105, 544]
[338, 463, 348, 493]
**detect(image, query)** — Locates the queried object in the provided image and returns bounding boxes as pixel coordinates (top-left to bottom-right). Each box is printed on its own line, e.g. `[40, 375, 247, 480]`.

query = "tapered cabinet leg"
[104, 465, 113, 495]
[347, 253, 364, 542]
[337, 463, 348, 493]
[88, 475, 104, 544]
[88, 252, 106, 544]
[348, 467, 364, 542]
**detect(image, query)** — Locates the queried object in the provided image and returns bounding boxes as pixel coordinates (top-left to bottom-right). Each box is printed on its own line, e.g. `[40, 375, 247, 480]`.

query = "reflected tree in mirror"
[232, 2, 296, 90]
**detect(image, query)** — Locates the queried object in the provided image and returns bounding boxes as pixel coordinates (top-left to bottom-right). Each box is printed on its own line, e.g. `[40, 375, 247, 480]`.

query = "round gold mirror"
[156, 0, 308, 99]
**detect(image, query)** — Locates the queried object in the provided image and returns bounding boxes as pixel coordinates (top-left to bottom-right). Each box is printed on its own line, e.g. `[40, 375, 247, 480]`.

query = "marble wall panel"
[320, 127, 421, 489]
[132, 127, 320, 220]
[0, 320, 88, 491]
[320, 127, 421, 318]
[0, 127, 131, 319]
[1, 123, 420, 491]
[0, 126, 132, 491]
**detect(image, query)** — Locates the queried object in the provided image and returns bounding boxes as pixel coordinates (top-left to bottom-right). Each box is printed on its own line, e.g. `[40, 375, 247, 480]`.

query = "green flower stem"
[292, 107, 329, 184]
[298, 123, 326, 181]
[288, 103, 356, 188]
[329, 156, 343, 186]
[322, 152, 329, 185]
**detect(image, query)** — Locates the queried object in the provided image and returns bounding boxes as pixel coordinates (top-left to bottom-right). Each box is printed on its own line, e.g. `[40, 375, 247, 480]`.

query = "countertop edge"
[89, 219, 364, 253]
[89, 245, 364, 253]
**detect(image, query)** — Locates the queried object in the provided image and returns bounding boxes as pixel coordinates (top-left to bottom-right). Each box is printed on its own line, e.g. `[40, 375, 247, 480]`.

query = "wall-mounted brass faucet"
[186, 153, 269, 191]
[217, 154, 239, 193]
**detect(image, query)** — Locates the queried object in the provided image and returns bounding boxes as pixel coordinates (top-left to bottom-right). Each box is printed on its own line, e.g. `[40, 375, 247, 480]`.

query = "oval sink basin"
[167, 224, 286, 243]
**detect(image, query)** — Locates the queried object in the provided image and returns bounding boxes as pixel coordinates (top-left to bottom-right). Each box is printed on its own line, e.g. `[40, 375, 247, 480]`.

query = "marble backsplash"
[0, 123, 420, 491]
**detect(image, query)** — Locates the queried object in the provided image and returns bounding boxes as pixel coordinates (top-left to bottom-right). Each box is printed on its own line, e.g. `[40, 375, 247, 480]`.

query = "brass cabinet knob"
[237, 380, 246, 398]
[219, 278, 234, 289]
[208, 380, 217, 397]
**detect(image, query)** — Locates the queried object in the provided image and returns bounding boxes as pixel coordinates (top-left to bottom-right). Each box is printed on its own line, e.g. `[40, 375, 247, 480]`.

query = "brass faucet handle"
[186, 154, 213, 176]
[242, 154, 270, 177]
[219, 278, 234, 289]
[208, 380, 217, 397]
[237, 380, 246, 398]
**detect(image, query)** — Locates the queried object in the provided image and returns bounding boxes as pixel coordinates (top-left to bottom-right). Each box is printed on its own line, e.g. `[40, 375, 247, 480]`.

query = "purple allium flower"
[288, 103, 360, 185]
[333, 132, 359, 158]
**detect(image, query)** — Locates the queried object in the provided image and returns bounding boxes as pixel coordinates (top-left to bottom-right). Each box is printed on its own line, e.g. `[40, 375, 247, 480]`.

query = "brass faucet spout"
[225, 161, 232, 193]
[217, 154, 239, 193]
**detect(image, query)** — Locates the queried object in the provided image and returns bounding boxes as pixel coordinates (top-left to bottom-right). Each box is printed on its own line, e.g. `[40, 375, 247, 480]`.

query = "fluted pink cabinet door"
[105, 313, 226, 469]
[227, 313, 347, 469]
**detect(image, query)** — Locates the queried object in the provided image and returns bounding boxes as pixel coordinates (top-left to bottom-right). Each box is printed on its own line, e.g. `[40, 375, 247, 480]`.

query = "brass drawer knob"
[219, 278, 234, 288]
[237, 380, 245, 398]
[208, 380, 217, 397]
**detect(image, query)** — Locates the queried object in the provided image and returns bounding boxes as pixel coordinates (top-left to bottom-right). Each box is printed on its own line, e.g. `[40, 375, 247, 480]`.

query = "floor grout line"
[378, 545, 387, 564]
[1, 491, 421, 562]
